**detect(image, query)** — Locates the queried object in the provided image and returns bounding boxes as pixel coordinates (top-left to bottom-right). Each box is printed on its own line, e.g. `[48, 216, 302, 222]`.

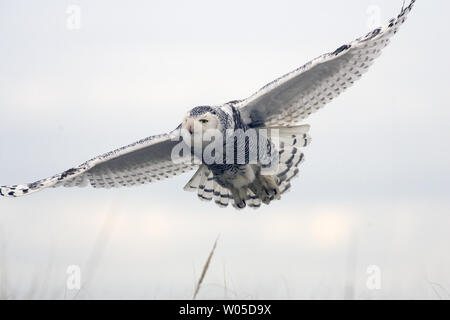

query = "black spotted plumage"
[1, 1, 416, 209]
[189, 106, 216, 117]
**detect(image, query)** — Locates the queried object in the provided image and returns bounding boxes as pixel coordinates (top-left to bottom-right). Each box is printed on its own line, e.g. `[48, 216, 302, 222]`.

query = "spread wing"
[238, 0, 416, 127]
[0, 129, 197, 197]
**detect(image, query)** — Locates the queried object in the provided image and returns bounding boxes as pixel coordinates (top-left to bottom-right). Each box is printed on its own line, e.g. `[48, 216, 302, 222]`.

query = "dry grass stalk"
[193, 235, 219, 300]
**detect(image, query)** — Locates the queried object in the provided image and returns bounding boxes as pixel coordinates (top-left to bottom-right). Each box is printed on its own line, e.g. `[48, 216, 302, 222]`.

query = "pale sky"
[0, 0, 449, 299]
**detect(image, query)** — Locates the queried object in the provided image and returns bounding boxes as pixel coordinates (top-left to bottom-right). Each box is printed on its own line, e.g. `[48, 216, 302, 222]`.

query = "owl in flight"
[0, 1, 416, 209]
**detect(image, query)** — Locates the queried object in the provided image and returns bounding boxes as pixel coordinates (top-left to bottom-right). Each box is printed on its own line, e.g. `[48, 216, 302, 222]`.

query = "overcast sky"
[0, 0, 449, 299]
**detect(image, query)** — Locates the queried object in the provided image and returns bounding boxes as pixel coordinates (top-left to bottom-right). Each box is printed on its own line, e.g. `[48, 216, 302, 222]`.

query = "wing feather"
[0, 129, 197, 197]
[238, 0, 416, 127]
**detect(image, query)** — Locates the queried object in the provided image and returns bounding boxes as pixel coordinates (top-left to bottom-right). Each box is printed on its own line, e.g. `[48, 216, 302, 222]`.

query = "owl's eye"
[199, 119, 208, 124]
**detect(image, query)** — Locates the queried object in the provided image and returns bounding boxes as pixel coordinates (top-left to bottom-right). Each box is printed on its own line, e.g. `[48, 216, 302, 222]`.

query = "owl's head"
[181, 106, 221, 136]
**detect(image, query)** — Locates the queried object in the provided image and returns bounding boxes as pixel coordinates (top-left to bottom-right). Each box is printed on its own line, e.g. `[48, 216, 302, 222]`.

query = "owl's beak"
[184, 120, 193, 135]
[183, 118, 199, 136]
[187, 123, 193, 135]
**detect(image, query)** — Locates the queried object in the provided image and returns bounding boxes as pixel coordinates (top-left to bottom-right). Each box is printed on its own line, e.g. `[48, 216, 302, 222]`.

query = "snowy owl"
[0, 1, 416, 209]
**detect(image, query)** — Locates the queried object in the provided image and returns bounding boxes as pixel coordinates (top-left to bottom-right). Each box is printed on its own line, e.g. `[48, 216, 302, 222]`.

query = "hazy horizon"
[1, 0, 449, 299]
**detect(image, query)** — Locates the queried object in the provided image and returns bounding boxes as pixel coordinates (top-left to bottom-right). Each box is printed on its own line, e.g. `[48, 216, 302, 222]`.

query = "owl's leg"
[260, 175, 281, 201]
[249, 170, 280, 205]
[249, 179, 270, 205]
[230, 187, 246, 209]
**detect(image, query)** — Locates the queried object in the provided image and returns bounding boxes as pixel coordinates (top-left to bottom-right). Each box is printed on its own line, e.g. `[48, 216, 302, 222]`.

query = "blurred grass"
[193, 235, 219, 299]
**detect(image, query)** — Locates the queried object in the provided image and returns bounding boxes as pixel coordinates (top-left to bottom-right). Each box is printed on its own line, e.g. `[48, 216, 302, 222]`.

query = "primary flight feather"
[0, 1, 416, 209]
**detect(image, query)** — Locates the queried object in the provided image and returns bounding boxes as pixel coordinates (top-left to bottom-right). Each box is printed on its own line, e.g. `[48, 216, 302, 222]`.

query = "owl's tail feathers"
[183, 165, 232, 208]
[272, 125, 311, 196]
[184, 165, 264, 209]
[238, 125, 311, 208]
[268, 124, 311, 149]
[183, 165, 207, 192]
[183, 125, 311, 209]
